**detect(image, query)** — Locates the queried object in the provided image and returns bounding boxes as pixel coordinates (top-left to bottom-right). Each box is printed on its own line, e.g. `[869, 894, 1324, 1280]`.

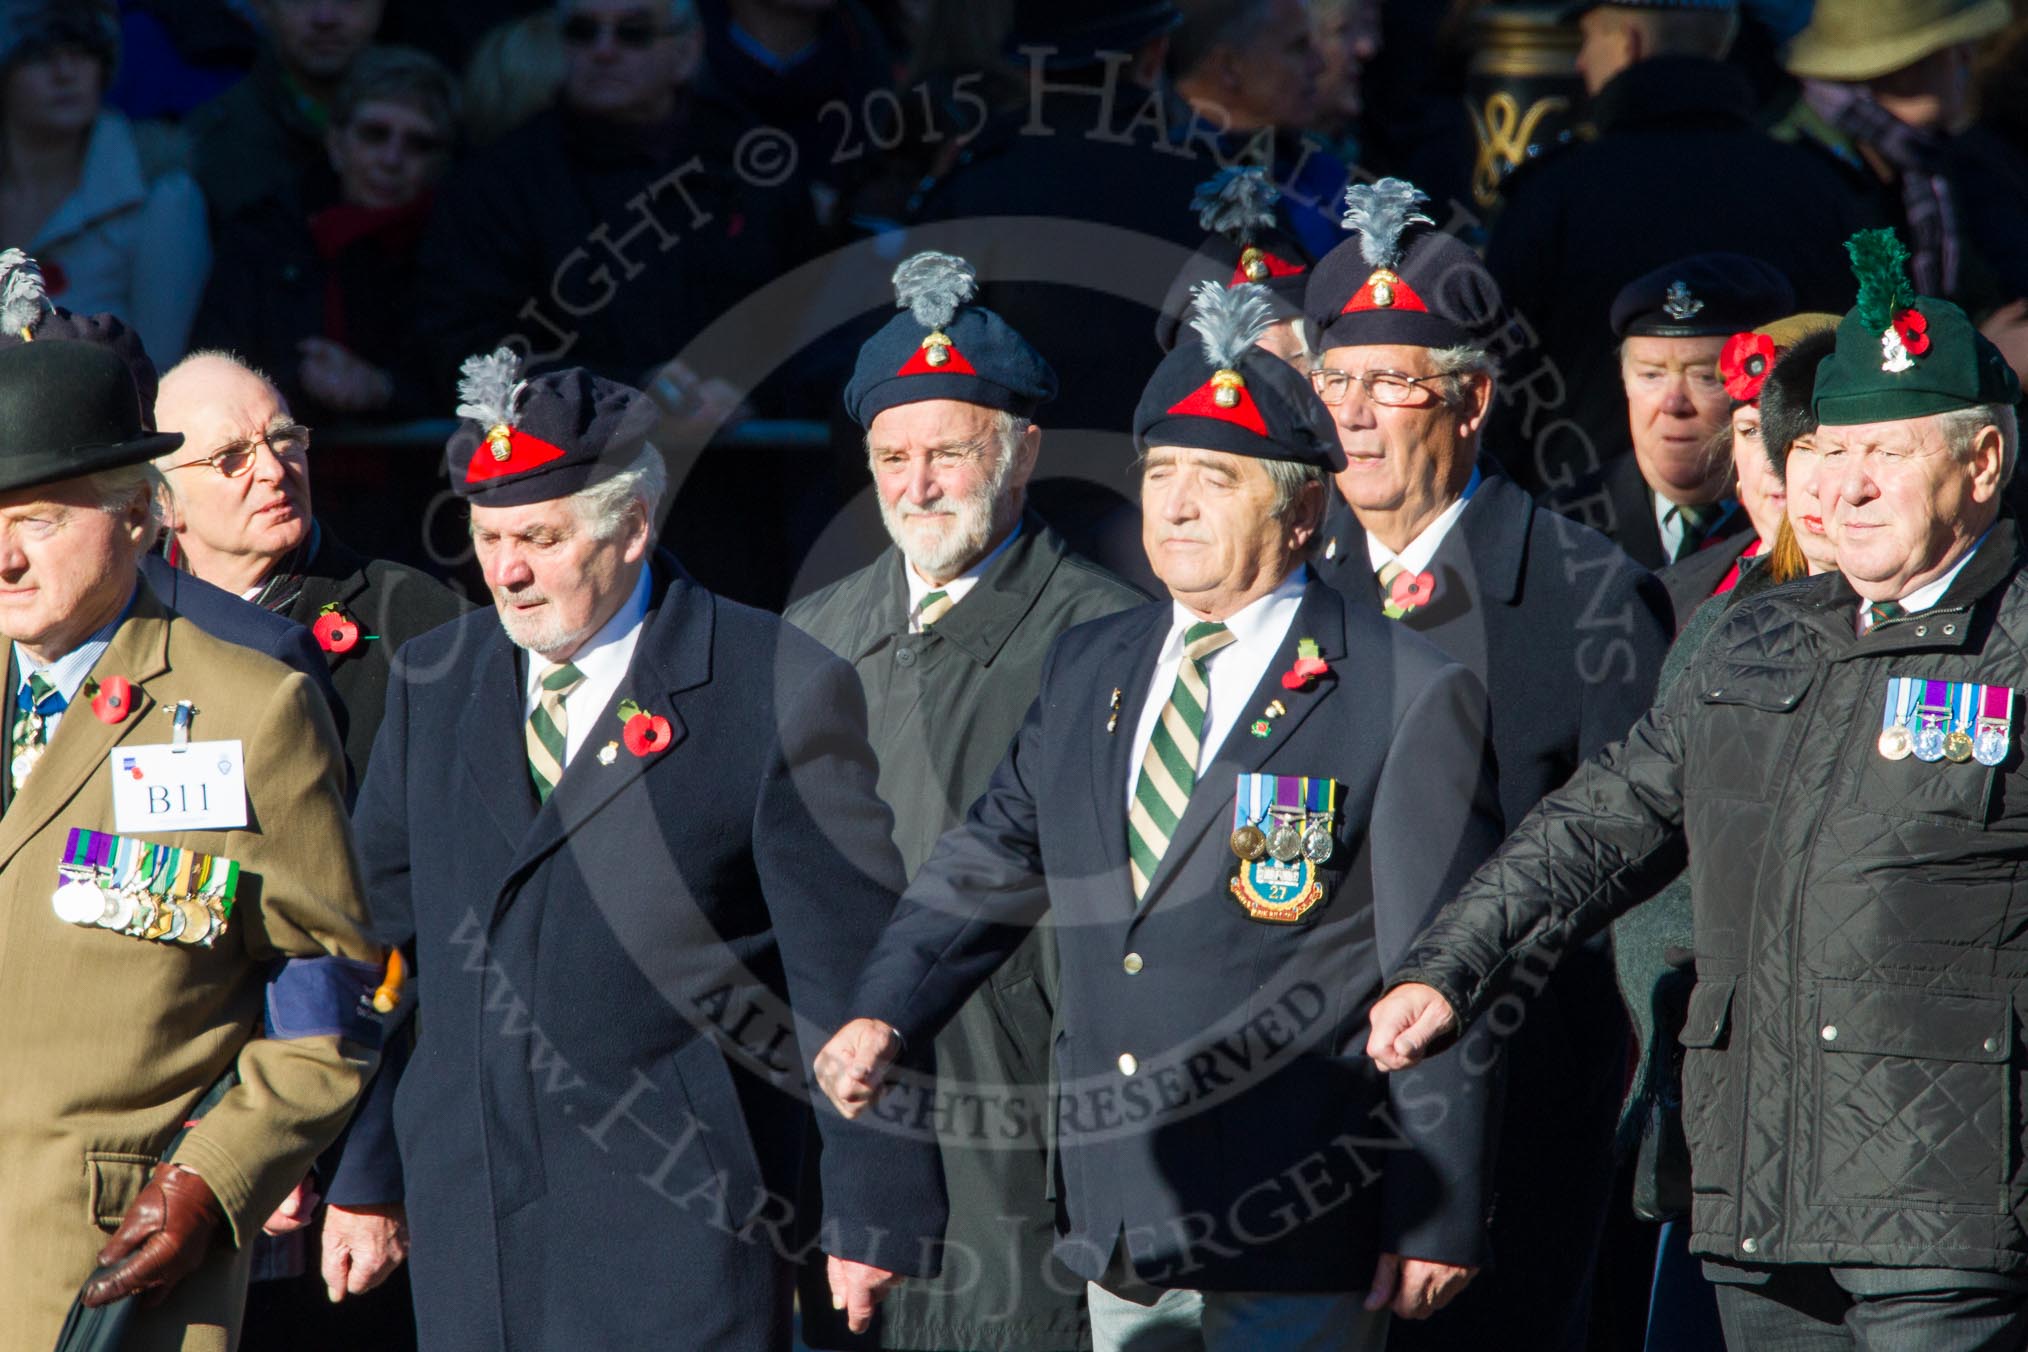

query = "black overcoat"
[351, 557, 947, 1352]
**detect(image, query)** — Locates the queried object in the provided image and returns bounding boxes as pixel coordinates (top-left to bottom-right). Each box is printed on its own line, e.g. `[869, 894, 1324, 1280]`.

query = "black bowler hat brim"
[0, 340, 180, 495]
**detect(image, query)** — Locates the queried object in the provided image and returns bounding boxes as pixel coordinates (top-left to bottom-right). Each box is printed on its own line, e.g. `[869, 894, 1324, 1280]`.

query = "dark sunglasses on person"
[560, 12, 677, 49]
[349, 120, 449, 157]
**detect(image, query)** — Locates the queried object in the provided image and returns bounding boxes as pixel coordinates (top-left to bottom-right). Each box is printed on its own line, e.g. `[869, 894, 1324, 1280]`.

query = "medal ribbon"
[1922, 678, 1949, 725]
[1954, 682, 1979, 741]
[1983, 684, 2013, 726]
[1231, 773, 1271, 832]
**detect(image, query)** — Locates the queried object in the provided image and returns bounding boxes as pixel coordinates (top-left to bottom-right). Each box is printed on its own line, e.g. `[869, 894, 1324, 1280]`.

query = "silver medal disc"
[1975, 726, 2010, 767]
[1913, 724, 1947, 762]
[1301, 821, 1334, 864]
[1267, 822, 1303, 863]
[51, 879, 105, 926]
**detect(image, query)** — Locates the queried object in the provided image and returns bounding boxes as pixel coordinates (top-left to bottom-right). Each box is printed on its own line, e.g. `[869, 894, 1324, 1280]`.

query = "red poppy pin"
[84, 675, 134, 724]
[1383, 569, 1436, 619]
[312, 603, 376, 655]
[1280, 637, 1330, 691]
[1719, 331, 1776, 403]
[1892, 307, 1929, 355]
[617, 699, 672, 756]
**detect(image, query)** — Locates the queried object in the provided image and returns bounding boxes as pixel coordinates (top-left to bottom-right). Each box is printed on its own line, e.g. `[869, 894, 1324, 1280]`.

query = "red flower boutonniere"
[1719, 331, 1776, 403]
[1279, 637, 1330, 691]
[84, 675, 134, 724]
[312, 603, 376, 655]
[617, 698, 672, 756]
[1382, 569, 1436, 619]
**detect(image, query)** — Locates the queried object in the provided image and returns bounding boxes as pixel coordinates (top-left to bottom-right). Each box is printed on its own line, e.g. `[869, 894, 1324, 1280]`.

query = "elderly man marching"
[789, 252, 1144, 1352]
[1372, 231, 2028, 1348]
[0, 337, 384, 1347]
[1306, 176, 1672, 1352]
[817, 281, 1505, 1352]
[343, 351, 945, 1351]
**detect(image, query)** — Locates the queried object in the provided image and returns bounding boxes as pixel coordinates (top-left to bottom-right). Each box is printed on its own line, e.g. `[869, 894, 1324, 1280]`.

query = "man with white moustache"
[788, 251, 1143, 1352]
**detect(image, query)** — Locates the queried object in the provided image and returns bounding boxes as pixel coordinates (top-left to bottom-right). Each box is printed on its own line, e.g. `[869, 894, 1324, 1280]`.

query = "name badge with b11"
[109, 740, 248, 832]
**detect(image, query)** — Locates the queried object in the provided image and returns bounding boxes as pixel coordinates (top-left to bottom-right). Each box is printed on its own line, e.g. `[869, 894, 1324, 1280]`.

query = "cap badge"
[1881, 307, 1930, 374]
[922, 330, 952, 368]
[1663, 281, 1703, 322]
[1369, 269, 1400, 308]
[1240, 246, 1270, 283]
[486, 423, 513, 461]
[1212, 368, 1245, 409]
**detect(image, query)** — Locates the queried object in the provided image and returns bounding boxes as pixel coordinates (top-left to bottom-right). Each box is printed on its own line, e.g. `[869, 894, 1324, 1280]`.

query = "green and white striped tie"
[1127, 621, 1235, 898]
[527, 660, 586, 803]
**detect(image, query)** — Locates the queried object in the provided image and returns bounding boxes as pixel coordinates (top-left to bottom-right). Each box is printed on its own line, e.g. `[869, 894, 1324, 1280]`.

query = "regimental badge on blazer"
[1226, 773, 1338, 923]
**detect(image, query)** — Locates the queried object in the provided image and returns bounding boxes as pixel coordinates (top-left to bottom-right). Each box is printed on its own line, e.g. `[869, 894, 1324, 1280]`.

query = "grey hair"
[1937, 403, 2020, 488]
[1263, 458, 1331, 558]
[1426, 344, 1497, 407]
[87, 464, 165, 546]
[557, 0, 697, 30]
[570, 444, 667, 541]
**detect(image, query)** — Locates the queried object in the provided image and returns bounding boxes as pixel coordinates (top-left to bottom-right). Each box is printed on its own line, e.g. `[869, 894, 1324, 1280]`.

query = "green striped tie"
[1127, 621, 1236, 898]
[917, 589, 954, 628]
[1865, 599, 1905, 633]
[526, 660, 586, 803]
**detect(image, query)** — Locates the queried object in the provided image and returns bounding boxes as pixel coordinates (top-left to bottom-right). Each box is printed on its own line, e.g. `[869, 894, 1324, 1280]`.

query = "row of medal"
[1877, 678, 2014, 766]
[1229, 774, 1338, 865]
[51, 827, 240, 948]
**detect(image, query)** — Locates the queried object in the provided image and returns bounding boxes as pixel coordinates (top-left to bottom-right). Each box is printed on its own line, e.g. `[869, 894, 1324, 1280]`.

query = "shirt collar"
[524, 565, 651, 695]
[906, 520, 1023, 619]
[1158, 566, 1309, 660]
[1892, 528, 1990, 615]
[15, 579, 138, 706]
[1365, 464, 1481, 575]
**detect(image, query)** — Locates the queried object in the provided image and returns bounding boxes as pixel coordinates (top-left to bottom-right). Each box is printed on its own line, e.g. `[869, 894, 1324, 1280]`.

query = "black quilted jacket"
[1394, 514, 2028, 1273]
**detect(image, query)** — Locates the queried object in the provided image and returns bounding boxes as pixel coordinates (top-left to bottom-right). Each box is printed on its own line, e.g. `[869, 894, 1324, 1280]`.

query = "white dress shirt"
[1125, 568, 1307, 814]
[522, 566, 651, 766]
[1366, 465, 1482, 576]
[1856, 529, 1988, 633]
[904, 522, 1022, 632]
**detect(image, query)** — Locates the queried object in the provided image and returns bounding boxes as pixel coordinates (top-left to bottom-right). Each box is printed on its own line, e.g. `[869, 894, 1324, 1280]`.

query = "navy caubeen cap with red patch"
[446, 348, 661, 507]
[1135, 281, 1343, 470]
[1306, 177, 1503, 352]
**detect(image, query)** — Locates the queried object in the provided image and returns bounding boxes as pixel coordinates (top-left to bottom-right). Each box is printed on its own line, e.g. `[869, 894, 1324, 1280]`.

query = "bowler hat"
[0, 340, 180, 494]
[1786, 0, 2011, 82]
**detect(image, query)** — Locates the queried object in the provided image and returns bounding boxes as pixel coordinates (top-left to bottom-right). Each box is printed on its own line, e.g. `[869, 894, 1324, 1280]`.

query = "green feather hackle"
[1846, 228, 1914, 332]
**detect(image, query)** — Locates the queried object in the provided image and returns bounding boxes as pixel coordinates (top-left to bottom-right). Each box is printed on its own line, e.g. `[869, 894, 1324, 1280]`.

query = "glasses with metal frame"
[1308, 368, 1451, 408]
[163, 424, 312, 478]
[560, 13, 680, 48]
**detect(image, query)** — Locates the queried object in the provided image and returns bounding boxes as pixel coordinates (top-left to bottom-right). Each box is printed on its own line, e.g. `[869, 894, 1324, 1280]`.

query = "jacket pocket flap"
[1679, 978, 1735, 1048]
[1817, 984, 2011, 1062]
[85, 1151, 156, 1229]
[1699, 662, 1815, 712]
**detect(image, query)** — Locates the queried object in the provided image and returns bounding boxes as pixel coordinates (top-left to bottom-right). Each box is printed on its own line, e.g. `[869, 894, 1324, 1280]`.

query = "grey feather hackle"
[1341, 178, 1433, 271]
[1188, 280, 1273, 372]
[455, 346, 523, 427]
[1192, 167, 1280, 242]
[891, 251, 977, 331]
[0, 249, 51, 336]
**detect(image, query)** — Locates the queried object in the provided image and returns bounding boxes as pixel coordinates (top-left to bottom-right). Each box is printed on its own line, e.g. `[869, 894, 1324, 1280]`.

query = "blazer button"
[896, 647, 916, 667]
[1117, 1053, 1138, 1076]
[1985, 1036, 2002, 1054]
[1123, 953, 1144, 975]
[1821, 1025, 1838, 1043]
[1741, 1237, 1758, 1255]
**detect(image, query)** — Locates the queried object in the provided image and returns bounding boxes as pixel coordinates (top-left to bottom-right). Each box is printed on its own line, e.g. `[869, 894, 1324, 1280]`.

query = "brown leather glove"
[82, 1164, 223, 1308]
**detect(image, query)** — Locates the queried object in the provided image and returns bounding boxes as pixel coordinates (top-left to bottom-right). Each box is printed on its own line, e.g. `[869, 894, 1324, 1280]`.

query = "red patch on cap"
[897, 342, 978, 377]
[465, 426, 568, 485]
[1166, 379, 1270, 436]
[1341, 272, 1428, 315]
[1228, 252, 1306, 288]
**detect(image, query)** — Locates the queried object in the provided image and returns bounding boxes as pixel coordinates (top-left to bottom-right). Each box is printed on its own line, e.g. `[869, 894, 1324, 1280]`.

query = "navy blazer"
[1314, 470, 1672, 828]
[350, 557, 946, 1352]
[140, 553, 339, 723]
[850, 577, 1505, 1291]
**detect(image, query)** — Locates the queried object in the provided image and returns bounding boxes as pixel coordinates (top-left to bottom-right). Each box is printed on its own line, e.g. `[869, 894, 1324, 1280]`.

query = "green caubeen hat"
[1813, 228, 2020, 427]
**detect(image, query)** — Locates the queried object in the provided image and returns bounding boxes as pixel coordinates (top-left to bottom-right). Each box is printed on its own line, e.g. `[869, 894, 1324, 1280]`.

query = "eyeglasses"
[347, 120, 449, 156]
[560, 13, 679, 49]
[164, 424, 311, 478]
[1308, 368, 1450, 408]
